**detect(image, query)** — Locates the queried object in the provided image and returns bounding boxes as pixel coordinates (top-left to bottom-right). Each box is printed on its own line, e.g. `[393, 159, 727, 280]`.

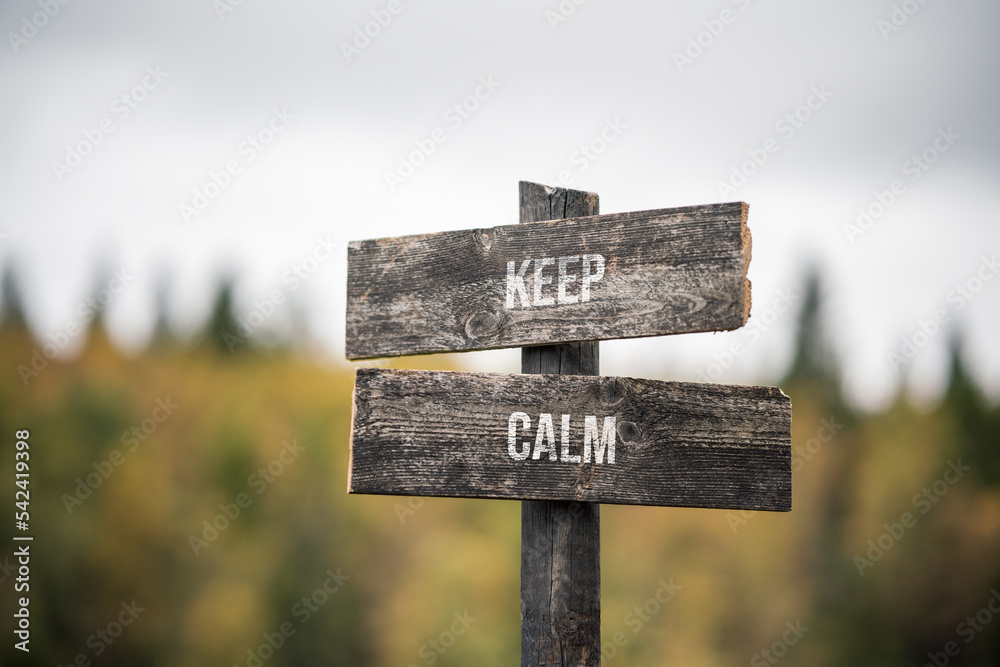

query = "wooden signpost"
[345, 181, 792, 666]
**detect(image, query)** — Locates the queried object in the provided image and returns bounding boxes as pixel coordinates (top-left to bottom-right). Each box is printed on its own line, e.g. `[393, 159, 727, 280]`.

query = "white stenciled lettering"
[533, 257, 555, 306]
[584, 415, 616, 464]
[557, 256, 579, 304]
[581, 254, 605, 302]
[505, 260, 531, 308]
[506, 412, 616, 463]
[504, 253, 605, 309]
[533, 413, 557, 461]
[560, 413, 580, 463]
[507, 412, 531, 461]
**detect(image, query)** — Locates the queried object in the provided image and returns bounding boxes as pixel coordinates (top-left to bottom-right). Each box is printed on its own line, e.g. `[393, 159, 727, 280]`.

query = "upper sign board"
[346, 202, 751, 359]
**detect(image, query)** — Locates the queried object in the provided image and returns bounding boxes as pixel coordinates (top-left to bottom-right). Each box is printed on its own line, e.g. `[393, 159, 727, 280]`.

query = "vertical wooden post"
[520, 181, 601, 667]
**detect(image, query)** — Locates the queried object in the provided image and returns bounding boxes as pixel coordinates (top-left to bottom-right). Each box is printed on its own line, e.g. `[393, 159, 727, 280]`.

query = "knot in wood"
[463, 307, 507, 341]
[474, 227, 495, 252]
[599, 377, 628, 406]
[562, 610, 580, 634]
[617, 420, 643, 444]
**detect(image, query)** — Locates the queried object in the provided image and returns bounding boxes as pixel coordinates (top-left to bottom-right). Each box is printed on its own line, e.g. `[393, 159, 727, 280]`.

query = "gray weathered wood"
[522, 499, 600, 667]
[347, 368, 793, 511]
[520, 181, 601, 667]
[345, 197, 751, 359]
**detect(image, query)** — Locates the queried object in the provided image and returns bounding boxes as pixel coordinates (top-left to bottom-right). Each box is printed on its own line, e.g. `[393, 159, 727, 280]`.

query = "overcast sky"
[2, 0, 998, 410]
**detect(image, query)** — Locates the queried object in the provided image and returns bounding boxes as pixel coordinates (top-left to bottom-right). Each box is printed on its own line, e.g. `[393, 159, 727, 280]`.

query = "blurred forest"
[1, 265, 999, 667]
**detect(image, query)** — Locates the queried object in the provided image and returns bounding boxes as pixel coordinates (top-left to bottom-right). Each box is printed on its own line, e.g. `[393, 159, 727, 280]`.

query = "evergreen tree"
[781, 267, 847, 416]
[943, 335, 1000, 485]
[83, 269, 111, 341]
[204, 276, 248, 355]
[0, 262, 29, 332]
[780, 266, 864, 664]
[149, 272, 176, 350]
[784, 269, 836, 385]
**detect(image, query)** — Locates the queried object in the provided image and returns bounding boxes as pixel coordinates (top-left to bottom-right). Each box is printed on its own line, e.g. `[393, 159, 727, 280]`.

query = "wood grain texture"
[519, 181, 601, 667]
[348, 368, 792, 511]
[522, 500, 600, 667]
[345, 197, 751, 359]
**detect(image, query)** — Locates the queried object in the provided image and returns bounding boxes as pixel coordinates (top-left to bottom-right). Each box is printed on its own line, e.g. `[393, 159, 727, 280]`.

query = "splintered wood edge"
[740, 201, 752, 325]
[347, 373, 357, 494]
[778, 381, 792, 510]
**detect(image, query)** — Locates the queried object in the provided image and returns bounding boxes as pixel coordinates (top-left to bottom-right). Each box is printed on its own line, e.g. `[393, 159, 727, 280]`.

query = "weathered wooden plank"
[519, 180, 601, 667]
[348, 368, 792, 511]
[345, 199, 751, 359]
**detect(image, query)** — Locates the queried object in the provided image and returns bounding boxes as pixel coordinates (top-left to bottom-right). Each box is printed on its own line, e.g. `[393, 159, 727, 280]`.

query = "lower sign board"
[349, 368, 792, 511]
